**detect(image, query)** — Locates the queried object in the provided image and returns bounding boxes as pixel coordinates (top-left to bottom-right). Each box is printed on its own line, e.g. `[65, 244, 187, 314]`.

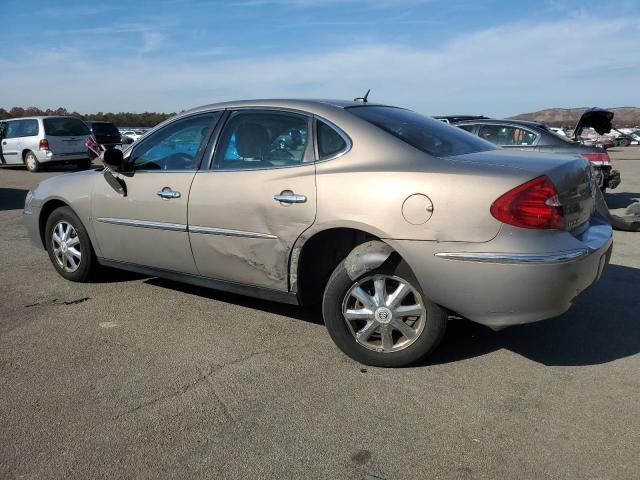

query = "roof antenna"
[354, 89, 371, 103]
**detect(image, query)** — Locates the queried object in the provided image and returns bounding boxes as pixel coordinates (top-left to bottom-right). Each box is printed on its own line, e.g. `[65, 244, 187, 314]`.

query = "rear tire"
[45, 206, 98, 282]
[24, 151, 41, 172]
[322, 256, 447, 367]
[618, 138, 630, 147]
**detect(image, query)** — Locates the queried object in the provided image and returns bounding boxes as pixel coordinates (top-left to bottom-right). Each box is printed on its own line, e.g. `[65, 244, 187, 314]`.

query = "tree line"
[0, 106, 175, 127]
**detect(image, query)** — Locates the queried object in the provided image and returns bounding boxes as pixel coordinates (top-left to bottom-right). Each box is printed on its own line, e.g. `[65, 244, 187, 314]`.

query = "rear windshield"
[347, 106, 495, 157]
[43, 117, 90, 136]
[91, 122, 120, 135]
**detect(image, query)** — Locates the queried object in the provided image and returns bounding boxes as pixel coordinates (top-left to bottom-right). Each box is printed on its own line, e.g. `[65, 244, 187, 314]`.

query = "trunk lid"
[455, 149, 596, 234]
[573, 107, 614, 139]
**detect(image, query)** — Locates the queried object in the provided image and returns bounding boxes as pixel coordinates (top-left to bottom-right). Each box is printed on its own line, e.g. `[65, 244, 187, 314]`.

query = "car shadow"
[143, 263, 640, 367]
[424, 263, 640, 367]
[144, 277, 324, 326]
[605, 191, 640, 210]
[0, 188, 29, 211]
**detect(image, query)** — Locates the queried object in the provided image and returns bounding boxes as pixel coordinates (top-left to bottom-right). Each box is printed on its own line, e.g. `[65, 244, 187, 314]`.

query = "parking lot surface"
[1, 149, 639, 479]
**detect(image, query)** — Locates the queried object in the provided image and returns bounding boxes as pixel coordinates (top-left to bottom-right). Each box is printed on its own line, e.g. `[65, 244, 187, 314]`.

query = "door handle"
[274, 192, 307, 204]
[157, 189, 181, 199]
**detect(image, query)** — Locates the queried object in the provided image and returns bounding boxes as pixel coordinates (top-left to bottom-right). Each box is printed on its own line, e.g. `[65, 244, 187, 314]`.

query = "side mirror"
[102, 148, 128, 172]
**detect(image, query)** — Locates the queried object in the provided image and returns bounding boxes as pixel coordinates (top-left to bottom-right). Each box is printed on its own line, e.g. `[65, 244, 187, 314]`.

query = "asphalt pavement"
[1, 149, 639, 479]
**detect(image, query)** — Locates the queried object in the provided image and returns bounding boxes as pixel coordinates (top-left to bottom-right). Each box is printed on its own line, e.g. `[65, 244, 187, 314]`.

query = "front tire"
[24, 151, 41, 172]
[322, 257, 447, 367]
[45, 206, 98, 282]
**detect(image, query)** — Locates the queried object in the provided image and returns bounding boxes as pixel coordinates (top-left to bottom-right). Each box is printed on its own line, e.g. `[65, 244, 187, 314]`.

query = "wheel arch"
[292, 226, 409, 306]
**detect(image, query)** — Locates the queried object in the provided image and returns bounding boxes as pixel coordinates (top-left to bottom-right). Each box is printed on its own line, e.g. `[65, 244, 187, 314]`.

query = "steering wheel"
[267, 147, 293, 161]
[162, 152, 193, 170]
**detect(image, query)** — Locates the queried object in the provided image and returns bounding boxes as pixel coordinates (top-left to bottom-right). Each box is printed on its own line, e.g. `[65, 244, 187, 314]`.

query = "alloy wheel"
[341, 274, 426, 353]
[51, 221, 82, 272]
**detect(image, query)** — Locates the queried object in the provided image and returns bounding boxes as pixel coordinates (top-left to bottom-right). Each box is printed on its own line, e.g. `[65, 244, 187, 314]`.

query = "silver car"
[23, 100, 613, 367]
[0, 116, 92, 172]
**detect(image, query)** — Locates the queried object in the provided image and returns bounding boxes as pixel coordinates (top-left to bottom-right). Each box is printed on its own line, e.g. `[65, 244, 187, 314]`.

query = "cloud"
[139, 32, 165, 55]
[1, 17, 638, 117]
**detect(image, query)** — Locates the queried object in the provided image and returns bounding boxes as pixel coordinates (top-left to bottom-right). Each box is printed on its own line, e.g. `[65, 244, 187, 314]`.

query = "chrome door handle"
[274, 193, 307, 204]
[157, 189, 181, 199]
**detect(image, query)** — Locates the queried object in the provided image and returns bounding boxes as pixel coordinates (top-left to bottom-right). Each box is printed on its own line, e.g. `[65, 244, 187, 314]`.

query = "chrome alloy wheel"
[51, 221, 82, 272]
[341, 274, 426, 353]
[26, 154, 37, 171]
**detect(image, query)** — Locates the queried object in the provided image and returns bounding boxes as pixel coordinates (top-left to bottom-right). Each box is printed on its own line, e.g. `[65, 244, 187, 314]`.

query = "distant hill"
[509, 107, 640, 128]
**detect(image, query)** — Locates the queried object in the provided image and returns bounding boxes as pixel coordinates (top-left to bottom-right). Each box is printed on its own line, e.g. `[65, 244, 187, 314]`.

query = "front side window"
[317, 120, 348, 160]
[477, 125, 538, 146]
[457, 124, 475, 133]
[213, 110, 309, 170]
[43, 117, 90, 136]
[348, 106, 494, 158]
[130, 112, 221, 171]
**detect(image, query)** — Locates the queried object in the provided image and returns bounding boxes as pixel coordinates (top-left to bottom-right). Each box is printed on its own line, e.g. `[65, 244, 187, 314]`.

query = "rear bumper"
[36, 150, 88, 163]
[390, 218, 613, 329]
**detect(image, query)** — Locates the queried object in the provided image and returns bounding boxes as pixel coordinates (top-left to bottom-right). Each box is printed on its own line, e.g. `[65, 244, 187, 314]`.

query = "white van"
[0, 116, 92, 172]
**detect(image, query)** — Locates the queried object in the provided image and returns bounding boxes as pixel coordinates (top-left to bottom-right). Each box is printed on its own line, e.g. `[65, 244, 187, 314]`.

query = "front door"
[1, 120, 24, 165]
[92, 112, 222, 274]
[188, 109, 316, 291]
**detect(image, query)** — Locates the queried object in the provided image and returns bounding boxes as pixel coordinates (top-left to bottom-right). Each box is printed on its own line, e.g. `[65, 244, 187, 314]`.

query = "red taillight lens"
[580, 152, 610, 164]
[491, 175, 564, 230]
[39, 139, 49, 151]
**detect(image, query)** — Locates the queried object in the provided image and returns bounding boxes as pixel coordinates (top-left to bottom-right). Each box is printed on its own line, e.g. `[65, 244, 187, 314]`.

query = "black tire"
[77, 158, 92, 170]
[24, 151, 41, 172]
[618, 138, 630, 147]
[322, 256, 447, 367]
[45, 206, 98, 282]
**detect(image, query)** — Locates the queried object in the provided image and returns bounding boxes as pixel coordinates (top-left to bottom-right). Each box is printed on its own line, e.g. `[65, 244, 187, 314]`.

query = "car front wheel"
[322, 257, 447, 367]
[45, 206, 98, 282]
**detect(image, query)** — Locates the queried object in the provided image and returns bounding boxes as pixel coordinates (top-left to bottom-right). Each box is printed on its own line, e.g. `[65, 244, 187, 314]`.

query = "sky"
[1, 0, 638, 117]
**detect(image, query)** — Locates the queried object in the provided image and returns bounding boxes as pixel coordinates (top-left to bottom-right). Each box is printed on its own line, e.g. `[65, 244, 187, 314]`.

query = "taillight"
[580, 152, 610, 164]
[39, 139, 49, 151]
[491, 175, 564, 230]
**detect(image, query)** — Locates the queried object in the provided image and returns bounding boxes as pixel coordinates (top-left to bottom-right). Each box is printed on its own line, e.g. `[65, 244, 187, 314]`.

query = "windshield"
[347, 106, 495, 157]
[43, 117, 90, 136]
[92, 123, 120, 136]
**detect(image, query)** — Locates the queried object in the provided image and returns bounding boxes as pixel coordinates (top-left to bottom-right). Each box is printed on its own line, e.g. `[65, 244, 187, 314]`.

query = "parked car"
[454, 112, 621, 191]
[121, 130, 144, 142]
[0, 116, 92, 172]
[23, 99, 612, 367]
[89, 121, 122, 150]
[433, 115, 489, 124]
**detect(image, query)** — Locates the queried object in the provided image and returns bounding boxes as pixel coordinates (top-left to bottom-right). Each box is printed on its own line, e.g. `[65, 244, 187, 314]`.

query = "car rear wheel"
[322, 257, 447, 367]
[24, 151, 41, 172]
[45, 206, 98, 282]
[618, 138, 630, 147]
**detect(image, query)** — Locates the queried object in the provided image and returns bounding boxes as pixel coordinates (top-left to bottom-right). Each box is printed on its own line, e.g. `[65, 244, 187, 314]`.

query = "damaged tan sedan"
[24, 100, 613, 366]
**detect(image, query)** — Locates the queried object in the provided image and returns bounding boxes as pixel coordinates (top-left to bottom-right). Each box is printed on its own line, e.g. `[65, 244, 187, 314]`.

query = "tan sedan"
[24, 100, 612, 366]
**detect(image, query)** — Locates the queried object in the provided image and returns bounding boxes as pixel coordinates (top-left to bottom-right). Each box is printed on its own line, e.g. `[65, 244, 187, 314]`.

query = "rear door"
[188, 109, 317, 291]
[43, 117, 91, 154]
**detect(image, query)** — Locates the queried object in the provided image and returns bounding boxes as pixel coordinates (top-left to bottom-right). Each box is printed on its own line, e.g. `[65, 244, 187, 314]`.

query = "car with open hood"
[23, 99, 613, 367]
[454, 108, 621, 192]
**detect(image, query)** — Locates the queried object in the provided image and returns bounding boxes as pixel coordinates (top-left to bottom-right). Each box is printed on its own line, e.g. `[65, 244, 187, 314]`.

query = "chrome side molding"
[189, 225, 277, 239]
[96, 217, 188, 232]
[434, 249, 590, 264]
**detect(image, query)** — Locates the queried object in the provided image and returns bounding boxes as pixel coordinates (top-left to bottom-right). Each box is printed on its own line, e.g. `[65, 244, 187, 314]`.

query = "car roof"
[455, 118, 549, 129]
[4, 115, 81, 121]
[182, 98, 389, 115]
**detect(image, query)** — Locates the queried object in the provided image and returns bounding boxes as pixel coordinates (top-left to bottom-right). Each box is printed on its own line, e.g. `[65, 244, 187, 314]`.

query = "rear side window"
[43, 117, 90, 136]
[91, 123, 120, 136]
[458, 124, 475, 133]
[348, 106, 494, 158]
[4, 119, 39, 138]
[477, 124, 538, 146]
[317, 120, 348, 160]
